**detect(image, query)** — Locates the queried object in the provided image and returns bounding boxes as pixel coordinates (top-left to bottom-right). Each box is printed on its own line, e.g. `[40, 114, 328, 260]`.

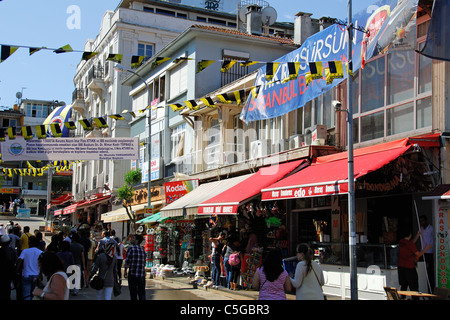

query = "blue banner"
[240, 0, 418, 123]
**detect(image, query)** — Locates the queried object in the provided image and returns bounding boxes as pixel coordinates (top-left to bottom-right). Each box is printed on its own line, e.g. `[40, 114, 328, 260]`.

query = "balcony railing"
[72, 88, 85, 102]
[87, 65, 104, 83]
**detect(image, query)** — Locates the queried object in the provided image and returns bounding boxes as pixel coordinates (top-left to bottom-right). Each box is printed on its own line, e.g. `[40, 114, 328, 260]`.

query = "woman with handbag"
[290, 243, 325, 300]
[89, 241, 117, 300]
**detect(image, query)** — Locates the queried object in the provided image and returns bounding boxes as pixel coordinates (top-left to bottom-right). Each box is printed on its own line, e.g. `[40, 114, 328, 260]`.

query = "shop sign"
[262, 182, 348, 200]
[165, 179, 199, 204]
[198, 204, 239, 215]
[0, 188, 20, 194]
[437, 205, 450, 289]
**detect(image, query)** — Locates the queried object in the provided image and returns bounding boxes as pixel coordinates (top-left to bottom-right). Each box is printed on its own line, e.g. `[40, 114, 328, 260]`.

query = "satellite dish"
[238, 5, 247, 22]
[262, 6, 277, 26]
[16, 92, 22, 99]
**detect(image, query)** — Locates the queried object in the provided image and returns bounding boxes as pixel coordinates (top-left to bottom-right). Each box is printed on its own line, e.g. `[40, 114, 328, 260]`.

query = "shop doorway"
[291, 209, 331, 246]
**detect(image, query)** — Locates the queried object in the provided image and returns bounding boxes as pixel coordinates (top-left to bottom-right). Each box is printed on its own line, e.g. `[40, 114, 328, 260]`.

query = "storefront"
[261, 135, 440, 299]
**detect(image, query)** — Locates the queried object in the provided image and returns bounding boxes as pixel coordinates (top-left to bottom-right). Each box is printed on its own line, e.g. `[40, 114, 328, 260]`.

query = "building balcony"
[87, 65, 106, 97]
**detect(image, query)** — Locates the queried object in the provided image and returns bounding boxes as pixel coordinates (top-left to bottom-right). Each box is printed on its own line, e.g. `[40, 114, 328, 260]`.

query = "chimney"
[246, 4, 262, 35]
[294, 12, 313, 45]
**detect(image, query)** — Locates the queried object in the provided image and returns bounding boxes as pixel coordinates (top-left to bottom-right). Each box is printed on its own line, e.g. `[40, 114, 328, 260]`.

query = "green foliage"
[124, 168, 142, 186]
[117, 185, 134, 204]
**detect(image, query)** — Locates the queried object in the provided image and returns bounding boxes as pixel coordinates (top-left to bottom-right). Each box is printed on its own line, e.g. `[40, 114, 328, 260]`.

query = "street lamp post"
[346, 0, 358, 300]
[115, 64, 152, 208]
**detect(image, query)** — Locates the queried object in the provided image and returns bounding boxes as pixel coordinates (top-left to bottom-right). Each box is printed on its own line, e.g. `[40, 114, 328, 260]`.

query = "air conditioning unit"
[289, 134, 303, 149]
[250, 139, 271, 159]
[311, 125, 327, 145]
[272, 139, 289, 154]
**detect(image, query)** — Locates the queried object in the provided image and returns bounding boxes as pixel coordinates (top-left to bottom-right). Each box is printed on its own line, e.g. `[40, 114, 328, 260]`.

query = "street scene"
[0, 0, 449, 305]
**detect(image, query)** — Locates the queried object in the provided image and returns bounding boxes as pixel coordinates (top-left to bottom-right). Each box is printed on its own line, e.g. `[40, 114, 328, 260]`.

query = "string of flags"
[0, 160, 81, 177]
[0, 60, 347, 141]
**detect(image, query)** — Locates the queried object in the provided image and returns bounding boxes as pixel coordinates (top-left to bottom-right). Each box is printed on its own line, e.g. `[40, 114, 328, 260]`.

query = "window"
[171, 123, 186, 160]
[387, 51, 414, 105]
[361, 56, 385, 113]
[221, 55, 249, 86]
[138, 43, 153, 63]
[169, 62, 187, 99]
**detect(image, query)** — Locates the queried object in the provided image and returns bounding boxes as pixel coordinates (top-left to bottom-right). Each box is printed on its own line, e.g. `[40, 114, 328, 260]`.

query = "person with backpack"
[223, 234, 242, 290]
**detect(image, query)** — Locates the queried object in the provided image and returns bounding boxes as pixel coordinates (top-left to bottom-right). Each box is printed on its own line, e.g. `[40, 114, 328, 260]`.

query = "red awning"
[76, 195, 111, 209]
[54, 209, 62, 216]
[50, 194, 72, 206]
[198, 160, 306, 215]
[62, 200, 87, 215]
[261, 139, 412, 201]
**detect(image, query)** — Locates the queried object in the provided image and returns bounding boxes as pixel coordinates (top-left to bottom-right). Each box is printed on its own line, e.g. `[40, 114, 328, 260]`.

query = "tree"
[117, 168, 142, 234]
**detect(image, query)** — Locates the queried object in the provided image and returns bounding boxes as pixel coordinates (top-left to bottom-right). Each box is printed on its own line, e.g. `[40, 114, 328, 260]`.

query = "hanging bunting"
[216, 93, 233, 104]
[152, 57, 171, 68]
[54, 44, 73, 54]
[325, 60, 344, 85]
[29, 47, 44, 56]
[1, 45, 19, 62]
[131, 55, 145, 69]
[93, 117, 108, 129]
[221, 60, 237, 73]
[173, 57, 193, 64]
[22, 126, 33, 140]
[250, 85, 261, 99]
[184, 100, 199, 111]
[7, 127, 16, 139]
[0, 128, 5, 142]
[82, 51, 99, 61]
[233, 89, 246, 105]
[265, 62, 280, 81]
[169, 104, 185, 112]
[281, 62, 301, 84]
[64, 121, 77, 130]
[78, 119, 92, 131]
[240, 61, 259, 67]
[200, 97, 216, 108]
[196, 60, 215, 73]
[121, 110, 136, 118]
[106, 53, 123, 63]
[108, 114, 125, 120]
[50, 123, 63, 137]
[36, 125, 47, 139]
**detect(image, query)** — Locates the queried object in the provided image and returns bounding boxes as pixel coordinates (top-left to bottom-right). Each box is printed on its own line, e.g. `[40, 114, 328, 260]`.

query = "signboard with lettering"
[436, 204, 450, 289]
[197, 204, 239, 215]
[261, 182, 348, 201]
[1, 137, 139, 161]
[165, 179, 199, 205]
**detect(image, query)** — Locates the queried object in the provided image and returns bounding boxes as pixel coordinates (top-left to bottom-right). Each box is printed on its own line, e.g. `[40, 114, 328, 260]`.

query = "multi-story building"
[69, 0, 297, 232]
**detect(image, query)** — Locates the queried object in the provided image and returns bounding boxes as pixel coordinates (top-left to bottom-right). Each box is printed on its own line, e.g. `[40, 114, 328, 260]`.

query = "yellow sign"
[144, 206, 153, 215]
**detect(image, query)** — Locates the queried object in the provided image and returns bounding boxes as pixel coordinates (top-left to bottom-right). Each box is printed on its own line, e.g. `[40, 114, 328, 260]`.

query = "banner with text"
[240, 0, 418, 122]
[1, 137, 139, 161]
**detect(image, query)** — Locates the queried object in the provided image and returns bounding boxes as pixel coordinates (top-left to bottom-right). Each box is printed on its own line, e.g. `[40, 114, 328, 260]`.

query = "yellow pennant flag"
[217, 93, 233, 104]
[109, 114, 125, 120]
[250, 85, 261, 99]
[169, 104, 184, 112]
[281, 62, 301, 84]
[82, 51, 99, 61]
[200, 97, 215, 108]
[308, 62, 323, 80]
[36, 125, 47, 139]
[107, 54, 123, 63]
[50, 124, 63, 137]
[221, 60, 237, 72]
[233, 90, 246, 105]
[197, 60, 215, 73]
[93, 117, 108, 129]
[64, 121, 77, 130]
[7, 127, 16, 139]
[78, 119, 92, 131]
[184, 100, 199, 111]
[131, 55, 145, 68]
[22, 126, 33, 140]
[240, 60, 259, 67]
[54, 44, 73, 54]
[152, 57, 171, 68]
[1, 45, 19, 62]
[265, 62, 280, 82]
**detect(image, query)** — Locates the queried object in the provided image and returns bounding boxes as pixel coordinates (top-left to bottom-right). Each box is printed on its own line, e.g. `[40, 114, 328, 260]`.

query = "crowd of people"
[208, 226, 326, 300]
[0, 221, 146, 301]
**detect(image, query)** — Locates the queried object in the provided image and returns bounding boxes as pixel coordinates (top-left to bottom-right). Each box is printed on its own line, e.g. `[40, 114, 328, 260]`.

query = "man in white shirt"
[418, 215, 434, 290]
[16, 235, 43, 300]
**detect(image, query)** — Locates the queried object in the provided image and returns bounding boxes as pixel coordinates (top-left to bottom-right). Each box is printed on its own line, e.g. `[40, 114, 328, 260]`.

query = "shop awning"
[422, 184, 450, 200]
[100, 202, 163, 223]
[76, 195, 111, 209]
[62, 201, 86, 215]
[54, 209, 62, 216]
[197, 160, 306, 215]
[160, 174, 253, 218]
[136, 212, 169, 224]
[261, 139, 413, 201]
[50, 194, 72, 206]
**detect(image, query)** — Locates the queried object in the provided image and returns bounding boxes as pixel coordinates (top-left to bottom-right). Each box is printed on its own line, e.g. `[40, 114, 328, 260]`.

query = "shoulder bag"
[311, 263, 326, 300]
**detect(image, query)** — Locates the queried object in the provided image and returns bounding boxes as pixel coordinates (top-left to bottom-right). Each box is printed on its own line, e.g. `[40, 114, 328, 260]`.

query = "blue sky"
[0, 0, 376, 108]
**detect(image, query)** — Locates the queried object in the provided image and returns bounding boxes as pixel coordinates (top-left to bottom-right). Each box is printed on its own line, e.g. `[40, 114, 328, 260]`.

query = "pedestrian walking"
[115, 237, 124, 280]
[18, 226, 33, 252]
[209, 231, 223, 288]
[89, 241, 117, 300]
[290, 243, 325, 300]
[252, 248, 292, 300]
[124, 234, 146, 300]
[15, 235, 43, 300]
[32, 252, 69, 300]
[69, 233, 86, 295]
